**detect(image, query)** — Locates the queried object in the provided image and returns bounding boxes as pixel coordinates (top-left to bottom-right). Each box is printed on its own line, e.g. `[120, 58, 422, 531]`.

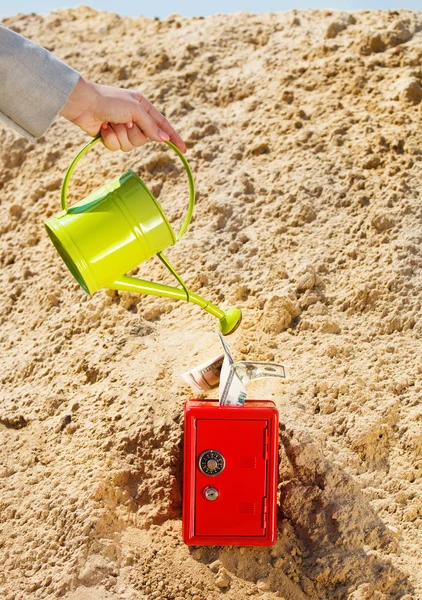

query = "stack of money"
[182, 332, 289, 406]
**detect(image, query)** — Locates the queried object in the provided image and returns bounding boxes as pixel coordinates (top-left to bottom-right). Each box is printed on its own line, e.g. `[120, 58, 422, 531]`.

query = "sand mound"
[1, 6, 422, 599]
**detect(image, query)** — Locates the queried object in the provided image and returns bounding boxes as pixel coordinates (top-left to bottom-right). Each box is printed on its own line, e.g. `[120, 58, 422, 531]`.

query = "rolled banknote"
[182, 353, 225, 392]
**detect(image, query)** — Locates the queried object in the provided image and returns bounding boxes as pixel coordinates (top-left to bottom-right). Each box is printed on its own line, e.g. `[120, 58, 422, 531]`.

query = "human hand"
[60, 76, 186, 153]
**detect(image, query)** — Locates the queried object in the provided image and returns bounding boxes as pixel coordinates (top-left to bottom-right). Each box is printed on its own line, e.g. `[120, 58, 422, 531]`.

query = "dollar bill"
[232, 361, 289, 386]
[218, 332, 289, 406]
[217, 330, 234, 365]
[181, 353, 225, 392]
[218, 331, 247, 406]
[219, 358, 247, 406]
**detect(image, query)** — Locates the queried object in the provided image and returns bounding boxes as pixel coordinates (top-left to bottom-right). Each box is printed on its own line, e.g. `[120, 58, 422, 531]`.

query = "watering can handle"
[60, 134, 195, 241]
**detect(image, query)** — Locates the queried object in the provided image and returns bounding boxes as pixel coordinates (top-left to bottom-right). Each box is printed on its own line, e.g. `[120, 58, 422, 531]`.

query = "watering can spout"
[109, 274, 242, 335]
[218, 307, 243, 336]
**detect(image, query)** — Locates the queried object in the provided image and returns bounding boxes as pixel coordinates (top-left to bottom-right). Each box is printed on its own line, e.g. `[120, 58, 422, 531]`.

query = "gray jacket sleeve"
[0, 24, 80, 141]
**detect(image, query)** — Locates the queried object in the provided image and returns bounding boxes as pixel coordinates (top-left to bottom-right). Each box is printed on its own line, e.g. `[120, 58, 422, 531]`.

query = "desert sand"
[1, 6, 422, 599]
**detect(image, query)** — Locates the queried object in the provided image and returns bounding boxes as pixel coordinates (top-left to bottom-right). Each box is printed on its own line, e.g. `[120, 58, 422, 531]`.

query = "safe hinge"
[264, 425, 269, 460]
[262, 496, 268, 529]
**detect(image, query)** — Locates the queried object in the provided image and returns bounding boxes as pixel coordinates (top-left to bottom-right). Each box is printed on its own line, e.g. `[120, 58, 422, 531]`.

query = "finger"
[139, 96, 186, 153]
[130, 92, 185, 151]
[101, 123, 120, 151]
[126, 123, 148, 148]
[110, 123, 135, 153]
[132, 103, 171, 145]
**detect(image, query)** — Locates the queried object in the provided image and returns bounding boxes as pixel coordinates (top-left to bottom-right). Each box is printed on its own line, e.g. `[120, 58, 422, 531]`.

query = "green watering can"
[44, 136, 242, 335]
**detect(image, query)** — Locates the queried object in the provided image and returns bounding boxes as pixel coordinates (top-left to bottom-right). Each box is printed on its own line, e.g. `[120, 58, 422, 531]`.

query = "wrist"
[60, 76, 99, 122]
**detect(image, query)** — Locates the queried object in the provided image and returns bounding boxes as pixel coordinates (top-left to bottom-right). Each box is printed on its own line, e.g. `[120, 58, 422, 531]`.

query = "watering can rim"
[44, 217, 97, 295]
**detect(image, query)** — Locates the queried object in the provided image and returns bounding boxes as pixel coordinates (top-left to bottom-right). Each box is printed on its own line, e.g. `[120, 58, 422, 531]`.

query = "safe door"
[195, 419, 268, 537]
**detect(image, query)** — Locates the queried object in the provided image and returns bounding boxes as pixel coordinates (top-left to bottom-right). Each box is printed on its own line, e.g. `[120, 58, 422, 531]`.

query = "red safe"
[182, 399, 279, 546]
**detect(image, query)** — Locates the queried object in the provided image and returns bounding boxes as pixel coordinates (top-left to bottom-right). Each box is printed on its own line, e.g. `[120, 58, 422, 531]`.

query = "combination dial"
[198, 450, 225, 476]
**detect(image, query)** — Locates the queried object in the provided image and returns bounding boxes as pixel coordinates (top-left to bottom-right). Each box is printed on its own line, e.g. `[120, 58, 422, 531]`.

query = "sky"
[0, 0, 421, 19]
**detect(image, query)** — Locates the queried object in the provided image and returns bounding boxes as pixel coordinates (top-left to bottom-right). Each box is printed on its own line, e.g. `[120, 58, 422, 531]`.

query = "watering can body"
[45, 169, 175, 295]
[44, 136, 242, 335]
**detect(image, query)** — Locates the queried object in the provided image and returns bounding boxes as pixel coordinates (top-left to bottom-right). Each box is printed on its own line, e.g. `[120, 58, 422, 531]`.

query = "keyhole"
[204, 486, 219, 501]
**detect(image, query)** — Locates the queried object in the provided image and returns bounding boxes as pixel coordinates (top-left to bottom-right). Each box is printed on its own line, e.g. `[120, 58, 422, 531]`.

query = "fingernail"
[126, 122, 133, 129]
[101, 123, 108, 130]
[159, 130, 170, 141]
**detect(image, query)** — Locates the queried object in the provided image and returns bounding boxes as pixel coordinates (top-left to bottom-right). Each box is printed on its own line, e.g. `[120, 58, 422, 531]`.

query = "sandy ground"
[1, 6, 422, 599]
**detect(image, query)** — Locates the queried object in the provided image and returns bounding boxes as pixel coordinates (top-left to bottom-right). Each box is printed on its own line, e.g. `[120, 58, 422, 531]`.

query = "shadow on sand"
[190, 423, 414, 599]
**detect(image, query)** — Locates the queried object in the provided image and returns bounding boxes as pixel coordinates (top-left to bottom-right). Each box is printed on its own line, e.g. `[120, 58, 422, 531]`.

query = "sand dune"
[1, 6, 422, 599]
